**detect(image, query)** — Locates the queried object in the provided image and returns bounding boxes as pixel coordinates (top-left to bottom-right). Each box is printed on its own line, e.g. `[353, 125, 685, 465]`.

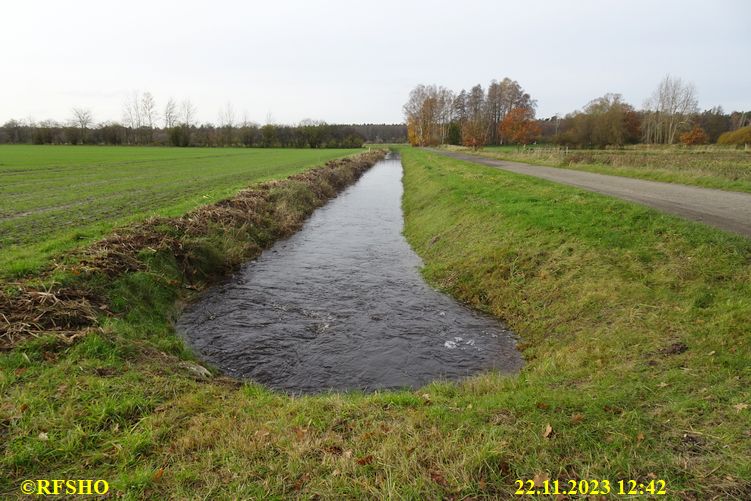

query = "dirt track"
[432, 149, 751, 239]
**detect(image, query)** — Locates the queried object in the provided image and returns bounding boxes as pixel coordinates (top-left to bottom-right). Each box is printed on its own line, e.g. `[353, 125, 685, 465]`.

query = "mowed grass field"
[0, 145, 361, 276]
[452, 144, 751, 193]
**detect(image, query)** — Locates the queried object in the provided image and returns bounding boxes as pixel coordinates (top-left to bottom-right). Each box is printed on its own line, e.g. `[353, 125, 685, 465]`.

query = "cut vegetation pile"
[0, 150, 385, 350]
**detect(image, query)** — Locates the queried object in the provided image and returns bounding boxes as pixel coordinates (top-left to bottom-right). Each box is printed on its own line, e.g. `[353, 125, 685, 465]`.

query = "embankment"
[400, 147, 751, 499]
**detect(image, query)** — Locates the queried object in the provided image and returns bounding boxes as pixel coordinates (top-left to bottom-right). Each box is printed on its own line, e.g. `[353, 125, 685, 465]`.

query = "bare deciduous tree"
[141, 92, 157, 142]
[487, 78, 536, 144]
[642, 75, 698, 144]
[461, 84, 488, 149]
[141, 92, 157, 129]
[122, 91, 143, 144]
[71, 107, 93, 131]
[218, 102, 236, 145]
[180, 99, 197, 127]
[122, 91, 142, 129]
[403, 84, 453, 146]
[71, 107, 93, 144]
[163, 98, 178, 128]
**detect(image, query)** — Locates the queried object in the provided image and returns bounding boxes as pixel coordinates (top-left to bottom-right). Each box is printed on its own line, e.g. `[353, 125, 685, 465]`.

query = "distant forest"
[0, 120, 406, 148]
[404, 75, 751, 148]
[0, 93, 406, 147]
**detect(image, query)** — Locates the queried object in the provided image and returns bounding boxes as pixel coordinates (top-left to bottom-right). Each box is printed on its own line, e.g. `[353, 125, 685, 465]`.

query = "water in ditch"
[176, 154, 522, 393]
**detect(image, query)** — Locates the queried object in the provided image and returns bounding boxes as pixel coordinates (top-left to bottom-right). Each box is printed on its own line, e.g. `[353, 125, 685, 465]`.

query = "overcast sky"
[1, 0, 748, 125]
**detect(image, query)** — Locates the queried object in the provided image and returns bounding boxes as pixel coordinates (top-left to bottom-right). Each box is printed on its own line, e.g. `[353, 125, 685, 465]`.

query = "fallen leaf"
[466, 403, 473, 410]
[293, 427, 308, 440]
[323, 445, 343, 455]
[292, 473, 310, 491]
[14, 367, 27, 377]
[38, 432, 49, 441]
[533, 472, 550, 486]
[571, 413, 584, 424]
[733, 403, 748, 413]
[430, 470, 447, 486]
[152, 468, 164, 481]
[356, 454, 374, 465]
[636, 432, 645, 442]
[543, 424, 553, 438]
[536, 402, 549, 410]
[19, 403, 29, 413]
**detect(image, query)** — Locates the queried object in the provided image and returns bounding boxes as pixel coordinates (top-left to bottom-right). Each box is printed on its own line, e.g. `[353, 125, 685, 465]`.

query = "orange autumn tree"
[679, 126, 709, 145]
[460, 84, 488, 149]
[499, 106, 541, 145]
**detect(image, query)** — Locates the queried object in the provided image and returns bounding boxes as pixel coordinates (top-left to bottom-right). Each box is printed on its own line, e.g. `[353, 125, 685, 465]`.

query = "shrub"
[679, 126, 709, 145]
[717, 125, 751, 145]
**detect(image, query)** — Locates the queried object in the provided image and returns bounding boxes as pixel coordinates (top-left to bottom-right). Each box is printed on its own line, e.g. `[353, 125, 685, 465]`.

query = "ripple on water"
[176, 154, 522, 393]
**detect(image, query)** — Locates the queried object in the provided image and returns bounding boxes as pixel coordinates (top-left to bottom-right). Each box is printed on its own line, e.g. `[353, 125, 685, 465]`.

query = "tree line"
[405, 75, 751, 148]
[0, 91, 406, 147]
[403, 78, 539, 148]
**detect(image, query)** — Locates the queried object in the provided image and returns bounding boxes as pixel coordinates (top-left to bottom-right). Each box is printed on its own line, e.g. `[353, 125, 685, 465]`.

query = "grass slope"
[1, 147, 749, 499]
[400, 148, 751, 498]
[0, 145, 360, 276]
[456, 145, 751, 193]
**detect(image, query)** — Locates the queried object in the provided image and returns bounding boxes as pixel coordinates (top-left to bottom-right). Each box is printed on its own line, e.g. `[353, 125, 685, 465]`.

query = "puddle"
[176, 154, 522, 393]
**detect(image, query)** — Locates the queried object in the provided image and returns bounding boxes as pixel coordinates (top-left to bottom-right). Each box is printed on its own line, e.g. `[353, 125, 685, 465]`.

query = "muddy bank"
[177, 155, 522, 393]
[0, 151, 385, 349]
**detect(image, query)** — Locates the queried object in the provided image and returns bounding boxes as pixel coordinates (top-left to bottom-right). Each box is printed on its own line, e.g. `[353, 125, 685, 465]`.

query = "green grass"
[0, 145, 361, 276]
[451, 144, 751, 193]
[1, 147, 750, 499]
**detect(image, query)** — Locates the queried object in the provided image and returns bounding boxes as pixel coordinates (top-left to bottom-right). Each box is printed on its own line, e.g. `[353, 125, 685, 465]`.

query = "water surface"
[177, 155, 522, 393]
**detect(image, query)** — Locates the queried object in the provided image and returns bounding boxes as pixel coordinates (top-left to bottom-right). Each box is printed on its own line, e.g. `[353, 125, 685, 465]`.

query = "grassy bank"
[400, 148, 750, 498]
[0, 145, 361, 277]
[449, 144, 751, 193]
[2, 147, 749, 499]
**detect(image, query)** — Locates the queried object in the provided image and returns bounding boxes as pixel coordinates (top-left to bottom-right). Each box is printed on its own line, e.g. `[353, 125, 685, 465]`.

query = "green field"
[0, 145, 361, 276]
[452, 144, 751, 193]
[2, 147, 749, 499]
